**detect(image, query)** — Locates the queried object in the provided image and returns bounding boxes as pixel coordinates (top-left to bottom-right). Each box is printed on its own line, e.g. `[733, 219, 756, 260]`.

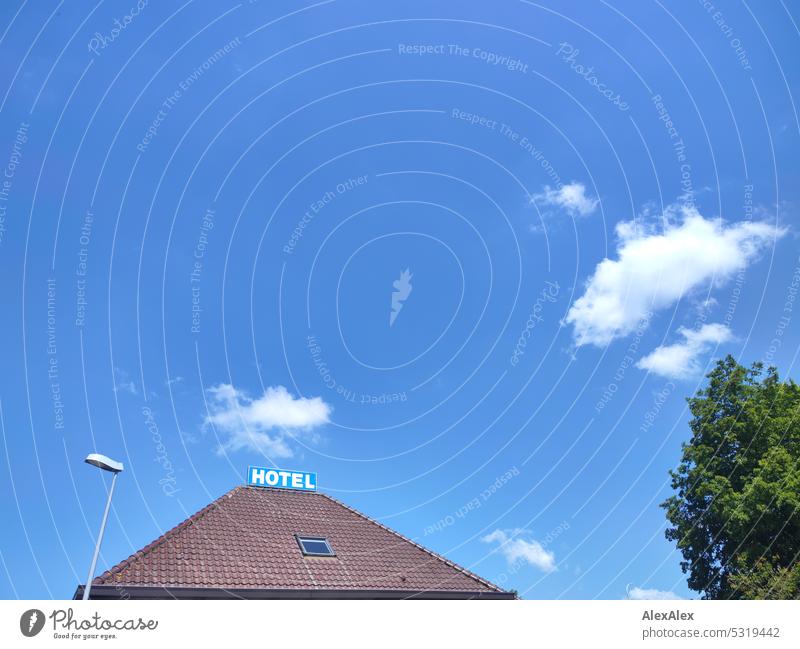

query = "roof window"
[296, 535, 335, 556]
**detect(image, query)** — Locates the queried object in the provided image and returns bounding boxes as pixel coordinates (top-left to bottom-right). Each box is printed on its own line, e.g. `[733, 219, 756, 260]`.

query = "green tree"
[662, 356, 800, 599]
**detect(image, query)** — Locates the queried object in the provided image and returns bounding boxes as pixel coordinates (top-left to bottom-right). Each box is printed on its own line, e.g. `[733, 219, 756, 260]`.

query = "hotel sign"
[247, 466, 317, 491]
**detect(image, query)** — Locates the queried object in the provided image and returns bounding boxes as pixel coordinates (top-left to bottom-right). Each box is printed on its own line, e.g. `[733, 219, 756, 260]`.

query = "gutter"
[73, 585, 517, 600]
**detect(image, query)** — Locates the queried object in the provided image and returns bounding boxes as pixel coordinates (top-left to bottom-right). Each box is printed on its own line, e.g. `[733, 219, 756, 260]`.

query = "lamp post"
[82, 453, 124, 600]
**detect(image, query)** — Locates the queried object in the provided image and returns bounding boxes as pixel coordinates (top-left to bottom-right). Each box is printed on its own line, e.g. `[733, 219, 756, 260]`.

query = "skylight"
[296, 535, 335, 557]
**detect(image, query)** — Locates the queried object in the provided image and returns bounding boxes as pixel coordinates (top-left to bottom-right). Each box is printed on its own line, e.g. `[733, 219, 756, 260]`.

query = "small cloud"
[113, 367, 138, 396]
[627, 585, 682, 600]
[481, 529, 556, 573]
[697, 297, 718, 312]
[637, 323, 733, 379]
[532, 181, 599, 217]
[566, 205, 783, 347]
[180, 429, 199, 444]
[205, 384, 331, 457]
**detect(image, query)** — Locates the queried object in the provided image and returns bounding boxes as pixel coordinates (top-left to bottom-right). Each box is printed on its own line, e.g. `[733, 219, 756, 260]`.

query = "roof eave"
[74, 585, 517, 600]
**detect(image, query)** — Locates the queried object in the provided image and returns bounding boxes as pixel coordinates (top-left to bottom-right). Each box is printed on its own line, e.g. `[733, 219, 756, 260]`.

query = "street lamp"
[82, 453, 123, 600]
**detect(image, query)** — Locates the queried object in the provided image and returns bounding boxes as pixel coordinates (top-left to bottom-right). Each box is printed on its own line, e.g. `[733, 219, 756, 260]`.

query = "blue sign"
[247, 466, 317, 491]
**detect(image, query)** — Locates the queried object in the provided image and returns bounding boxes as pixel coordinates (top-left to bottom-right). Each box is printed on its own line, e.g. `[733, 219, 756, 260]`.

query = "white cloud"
[637, 323, 733, 379]
[205, 384, 331, 457]
[113, 367, 138, 395]
[533, 181, 598, 217]
[566, 207, 782, 347]
[627, 585, 682, 600]
[481, 529, 556, 573]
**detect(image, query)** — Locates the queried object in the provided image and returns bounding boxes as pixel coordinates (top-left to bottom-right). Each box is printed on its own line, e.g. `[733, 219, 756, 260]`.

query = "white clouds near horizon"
[481, 529, 556, 573]
[637, 323, 734, 379]
[627, 585, 682, 600]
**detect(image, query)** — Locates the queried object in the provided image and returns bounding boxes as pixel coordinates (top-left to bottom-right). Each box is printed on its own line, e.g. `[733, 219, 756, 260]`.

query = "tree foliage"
[662, 356, 800, 599]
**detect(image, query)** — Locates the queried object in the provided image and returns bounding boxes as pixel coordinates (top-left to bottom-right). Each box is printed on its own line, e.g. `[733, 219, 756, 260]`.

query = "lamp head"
[84, 453, 124, 473]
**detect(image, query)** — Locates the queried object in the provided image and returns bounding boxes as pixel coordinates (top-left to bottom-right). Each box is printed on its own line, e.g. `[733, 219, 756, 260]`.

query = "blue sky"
[0, 0, 798, 600]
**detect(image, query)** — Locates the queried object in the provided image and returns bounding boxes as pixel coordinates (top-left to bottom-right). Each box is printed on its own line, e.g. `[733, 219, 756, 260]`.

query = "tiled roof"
[94, 486, 507, 596]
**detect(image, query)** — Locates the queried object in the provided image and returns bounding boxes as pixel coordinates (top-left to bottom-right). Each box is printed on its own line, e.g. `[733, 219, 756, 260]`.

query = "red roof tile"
[94, 486, 507, 596]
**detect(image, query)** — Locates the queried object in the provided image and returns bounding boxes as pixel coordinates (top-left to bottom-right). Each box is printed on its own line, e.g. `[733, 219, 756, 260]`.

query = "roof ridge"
[98, 486, 241, 582]
[317, 492, 507, 594]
